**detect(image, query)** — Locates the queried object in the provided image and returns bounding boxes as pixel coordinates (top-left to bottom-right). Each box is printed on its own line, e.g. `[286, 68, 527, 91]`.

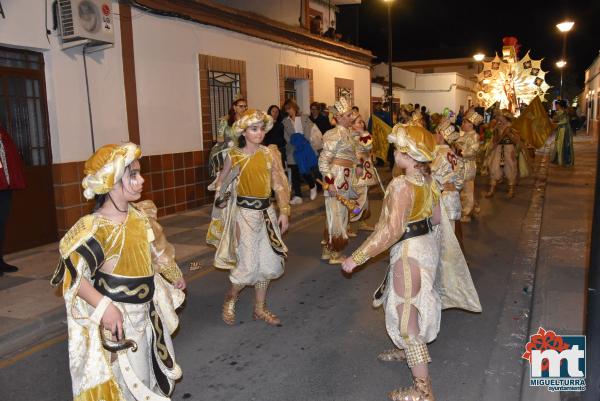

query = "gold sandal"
[377, 348, 406, 362]
[222, 295, 238, 325]
[389, 377, 434, 401]
[253, 302, 281, 326]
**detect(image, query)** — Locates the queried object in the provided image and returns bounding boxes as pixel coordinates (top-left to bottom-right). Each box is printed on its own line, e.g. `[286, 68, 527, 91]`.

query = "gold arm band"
[351, 249, 370, 266]
[160, 261, 183, 283]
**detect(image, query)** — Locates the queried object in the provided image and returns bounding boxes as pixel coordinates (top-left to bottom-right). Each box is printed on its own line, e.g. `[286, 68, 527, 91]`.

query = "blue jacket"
[290, 133, 318, 174]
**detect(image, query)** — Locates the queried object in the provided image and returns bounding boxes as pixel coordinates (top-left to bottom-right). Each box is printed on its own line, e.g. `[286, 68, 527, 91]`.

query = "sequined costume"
[213, 145, 290, 285]
[52, 200, 184, 401]
[350, 129, 378, 222]
[453, 129, 479, 218]
[319, 124, 358, 257]
[431, 144, 463, 223]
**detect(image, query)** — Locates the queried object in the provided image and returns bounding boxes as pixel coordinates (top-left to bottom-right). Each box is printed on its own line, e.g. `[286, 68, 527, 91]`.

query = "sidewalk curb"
[0, 201, 327, 360]
[480, 149, 550, 401]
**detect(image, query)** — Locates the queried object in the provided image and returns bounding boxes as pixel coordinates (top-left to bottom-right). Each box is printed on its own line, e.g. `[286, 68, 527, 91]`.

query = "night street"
[1, 154, 546, 401]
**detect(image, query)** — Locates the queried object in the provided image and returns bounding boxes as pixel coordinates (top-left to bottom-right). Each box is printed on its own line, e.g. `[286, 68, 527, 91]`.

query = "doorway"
[0, 47, 57, 253]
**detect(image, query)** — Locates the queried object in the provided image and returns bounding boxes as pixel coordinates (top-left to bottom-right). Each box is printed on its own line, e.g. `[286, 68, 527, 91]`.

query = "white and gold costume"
[349, 125, 480, 401]
[484, 112, 527, 198]
[52, 144, 184, 401]
[350, 127, 378, 223]
[319, 124, 358, 259]
[213, 144, 290, 285]
[453, 109, 482, 220]
[431, 118, 463, 224]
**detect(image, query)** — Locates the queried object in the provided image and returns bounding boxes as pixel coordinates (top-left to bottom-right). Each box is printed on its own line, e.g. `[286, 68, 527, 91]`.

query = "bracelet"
[351, 249, 369, 266]
[90, 296, 113, 325]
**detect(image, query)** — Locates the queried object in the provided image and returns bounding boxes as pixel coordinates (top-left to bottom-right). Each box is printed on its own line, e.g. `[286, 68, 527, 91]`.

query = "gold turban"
[388, 124, 436, 162]
[233, 109, 274, 137]
[81, 143, 141, 200]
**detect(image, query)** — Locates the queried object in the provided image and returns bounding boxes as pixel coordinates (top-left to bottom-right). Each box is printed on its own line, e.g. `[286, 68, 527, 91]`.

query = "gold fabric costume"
[486, 125, 521, 186]
[431, 144, 463, 221]
[53, 201, 184, 401]
[352, 175, 481, 350]
[351, 129, 377, 222]
[453, 130, 480, 217]
[213, 145, 290, 285]
[319, 125, 358, 252]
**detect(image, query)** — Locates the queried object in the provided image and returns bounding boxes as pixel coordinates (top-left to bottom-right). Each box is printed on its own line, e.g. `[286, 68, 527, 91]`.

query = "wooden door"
[0, 47, 57, 253]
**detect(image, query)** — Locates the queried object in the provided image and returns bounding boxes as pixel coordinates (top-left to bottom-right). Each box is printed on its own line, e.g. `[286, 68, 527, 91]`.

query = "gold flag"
[513, 97, 553, 149]
[371, 115, 392, 161]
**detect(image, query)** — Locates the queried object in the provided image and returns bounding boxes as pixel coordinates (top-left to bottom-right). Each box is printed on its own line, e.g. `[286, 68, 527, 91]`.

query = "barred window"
[208, 71, 240, 141]
[284, 79, 296, 101]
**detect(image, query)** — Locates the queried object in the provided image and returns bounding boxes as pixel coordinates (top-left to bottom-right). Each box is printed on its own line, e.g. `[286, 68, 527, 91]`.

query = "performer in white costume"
[52, 143, 186, 401]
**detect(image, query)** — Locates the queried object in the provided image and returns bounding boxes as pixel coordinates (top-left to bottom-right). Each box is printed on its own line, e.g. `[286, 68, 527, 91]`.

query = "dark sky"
[337, 0, 600, 89]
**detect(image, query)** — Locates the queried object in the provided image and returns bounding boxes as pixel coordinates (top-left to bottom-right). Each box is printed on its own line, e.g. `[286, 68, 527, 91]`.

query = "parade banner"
[370, 115, 392, 161]
[513, 97, 553, 149]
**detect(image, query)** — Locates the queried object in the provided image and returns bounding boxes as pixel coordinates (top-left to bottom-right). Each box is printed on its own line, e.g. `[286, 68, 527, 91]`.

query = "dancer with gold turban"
[212, 109, 290, 326]
[319, 97, 360, 264]
[453, 108, 483, 222]
[432, 117, 464, 229]
[51, 143, 186, 401]
[342, 124, 481, 401]
[349, 112, 377, 233]
[485, 110, 522, 198]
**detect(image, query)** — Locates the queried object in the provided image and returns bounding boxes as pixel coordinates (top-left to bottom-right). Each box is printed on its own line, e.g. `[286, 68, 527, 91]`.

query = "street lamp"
[384, 0, 395, 124]
[473, 53, 485, 62]
[556, 60, 566, 99]
[555, 20, 574, 100]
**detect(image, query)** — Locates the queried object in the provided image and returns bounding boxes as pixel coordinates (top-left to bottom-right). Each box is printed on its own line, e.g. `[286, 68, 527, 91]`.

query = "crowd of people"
[53, 90, 570, 401]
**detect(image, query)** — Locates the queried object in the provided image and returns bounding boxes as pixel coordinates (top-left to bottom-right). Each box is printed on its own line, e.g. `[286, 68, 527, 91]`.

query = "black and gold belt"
[94, 270, 154, 304]
[373, 217, 433, 305]
[236, 196, 271, 210]
[499, 138, 514, 145]
[395, 217, 433, 244]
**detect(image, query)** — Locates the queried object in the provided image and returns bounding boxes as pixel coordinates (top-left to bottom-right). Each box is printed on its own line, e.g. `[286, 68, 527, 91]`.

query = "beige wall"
[131, 9, 371, 155]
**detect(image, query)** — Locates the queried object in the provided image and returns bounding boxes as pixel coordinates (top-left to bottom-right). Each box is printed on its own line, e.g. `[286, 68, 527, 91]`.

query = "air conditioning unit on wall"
[57, 0, 115, 47]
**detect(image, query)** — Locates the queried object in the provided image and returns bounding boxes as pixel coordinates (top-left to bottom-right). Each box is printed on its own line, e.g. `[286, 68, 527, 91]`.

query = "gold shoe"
[377, 348, 406, 362]
[358, 222, 375, 231]
[222, 295, 238, 325]
[389, 376, 435, 401]
[347, 227, 357, 238]
[328, 252, 343, 265]
[321, 247, 331, 260]
[484, 183, 496, 198]
[253, 302, 281, 326]
[460, 215, 471, 223]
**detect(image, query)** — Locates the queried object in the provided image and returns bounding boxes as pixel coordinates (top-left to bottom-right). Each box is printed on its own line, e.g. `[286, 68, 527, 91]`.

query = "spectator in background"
[421, 105, 431, 131]
[352, 106, 359, 114]
[283, 99, 318, 204]
[309, 101, 332, 135]
[310, 15, 322, 35]
[0, 125, 26, 275]
[264, 105, 286, 165]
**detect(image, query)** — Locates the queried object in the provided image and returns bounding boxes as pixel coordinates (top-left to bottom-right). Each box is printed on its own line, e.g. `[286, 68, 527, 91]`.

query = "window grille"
[208, 71, 240, 141]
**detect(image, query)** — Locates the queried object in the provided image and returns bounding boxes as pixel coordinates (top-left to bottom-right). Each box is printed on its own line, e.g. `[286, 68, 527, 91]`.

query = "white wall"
[1, 0, 128, 163]
[0, 0, 49, 50]
[131, 9, 371, 155]
[214, 0, 302, 27]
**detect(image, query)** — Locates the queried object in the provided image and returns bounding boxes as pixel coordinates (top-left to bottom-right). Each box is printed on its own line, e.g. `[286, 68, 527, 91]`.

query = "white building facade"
[583, 52, 600, 138]
[0, 0, 371, 251]
[371, 62, 477, 115]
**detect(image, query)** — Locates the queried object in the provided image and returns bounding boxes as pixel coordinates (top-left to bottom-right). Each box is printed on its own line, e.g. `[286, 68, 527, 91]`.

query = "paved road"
[0, 172, 536, 401]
